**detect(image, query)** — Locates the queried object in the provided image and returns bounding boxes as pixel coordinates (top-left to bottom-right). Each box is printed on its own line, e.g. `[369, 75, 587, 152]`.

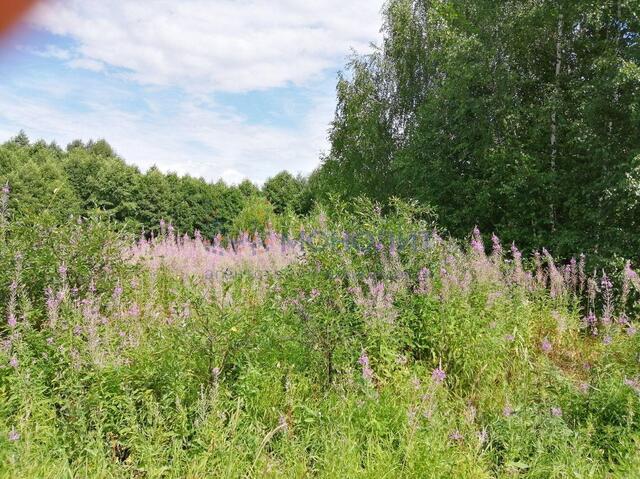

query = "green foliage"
[238, 179, 261, 198]
[4, 3, 640, 473]
[230, 196, 278, 237]
[0, 135, 260, 236]
[317, 0, 640, 264]
[0, 214, 130, 328]
[3, 201, 640, 476]
[262, 171, 309, 215]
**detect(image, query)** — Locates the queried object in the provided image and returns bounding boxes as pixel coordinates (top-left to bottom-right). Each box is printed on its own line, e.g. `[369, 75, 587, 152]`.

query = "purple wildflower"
[569, 257, 578, 291]
[431, 365, 446, 385]
[603, 335, 613, 346]
[113, 285, 123, 299]
[551, 407, 563, 417]
[8, 428, 19, 442]
[127, 304, 140, 317]
[505, 334, 515, 342]
[624, 378, 640, 394]
[471, 238, 484, 254]
[449, 430, 464, 442]
[491, 233, 502, 256]
[416, 267, 431, 294]
[9, 356, 18, 368]
[583, 311, 598, 335]
[411, 376, 421, 390]
[601, 272, 614, 326]
[389, 240, 397, 257]
[543, 249, 564, 298]
[625, 261, 638, 281]
[503, 405, 513, 417]
[7, 313, 16, 328]
[358, 351, 374, 382]
[541, 338, 553, 353]
[577, 254, 586, 291]
[622, 261, 636, 306]
[510, 244, 524, 286]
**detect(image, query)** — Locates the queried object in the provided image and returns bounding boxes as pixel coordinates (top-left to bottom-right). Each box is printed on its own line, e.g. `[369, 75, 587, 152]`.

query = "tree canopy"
[0, 133, 262, 237]
[315, 0, 640, 261]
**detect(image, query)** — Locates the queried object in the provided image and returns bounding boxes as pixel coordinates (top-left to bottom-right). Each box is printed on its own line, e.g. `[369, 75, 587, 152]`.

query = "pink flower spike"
[431, 364, 446, 385]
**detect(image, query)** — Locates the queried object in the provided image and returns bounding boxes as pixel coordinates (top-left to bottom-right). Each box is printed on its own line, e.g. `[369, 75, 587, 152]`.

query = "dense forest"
[0, 131, 310, 238]
[314, 0, 640, 263]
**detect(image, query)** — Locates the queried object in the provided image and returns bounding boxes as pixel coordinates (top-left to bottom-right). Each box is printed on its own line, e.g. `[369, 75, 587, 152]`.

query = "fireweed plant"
[1, 192, 640, 478]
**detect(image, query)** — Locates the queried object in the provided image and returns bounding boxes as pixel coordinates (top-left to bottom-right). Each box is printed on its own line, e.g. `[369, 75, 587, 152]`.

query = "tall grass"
[1, 195, 639, 478]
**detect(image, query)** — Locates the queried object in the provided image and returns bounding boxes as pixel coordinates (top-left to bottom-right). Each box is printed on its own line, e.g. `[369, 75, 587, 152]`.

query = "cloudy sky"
[0, 0, 384, 184]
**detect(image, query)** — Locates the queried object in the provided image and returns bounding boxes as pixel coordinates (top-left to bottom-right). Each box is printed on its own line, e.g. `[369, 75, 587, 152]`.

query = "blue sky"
[0, 0, 384, 184]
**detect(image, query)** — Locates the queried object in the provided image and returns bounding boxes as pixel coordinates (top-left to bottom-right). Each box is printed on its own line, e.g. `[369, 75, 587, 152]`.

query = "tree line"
[0, 131, 311, 238]
[312, 0, 640, 263]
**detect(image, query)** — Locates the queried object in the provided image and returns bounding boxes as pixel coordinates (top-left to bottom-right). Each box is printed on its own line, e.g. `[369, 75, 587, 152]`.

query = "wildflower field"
[2, 194, 640, 478]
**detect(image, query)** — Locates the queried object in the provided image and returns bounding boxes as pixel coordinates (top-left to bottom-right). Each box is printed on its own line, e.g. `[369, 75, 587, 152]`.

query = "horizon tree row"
[0, 131, 311, 237]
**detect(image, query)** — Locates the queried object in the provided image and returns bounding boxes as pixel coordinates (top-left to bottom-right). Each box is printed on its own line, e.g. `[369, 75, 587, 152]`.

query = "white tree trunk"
[550, 13, 563, 232]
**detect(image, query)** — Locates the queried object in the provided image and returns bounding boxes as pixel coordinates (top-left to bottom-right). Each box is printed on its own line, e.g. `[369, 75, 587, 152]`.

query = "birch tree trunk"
[550, 13, 563, 233]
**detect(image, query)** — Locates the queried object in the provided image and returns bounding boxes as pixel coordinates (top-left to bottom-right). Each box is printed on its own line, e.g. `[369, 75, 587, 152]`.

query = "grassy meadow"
[1, 195, 640, 478]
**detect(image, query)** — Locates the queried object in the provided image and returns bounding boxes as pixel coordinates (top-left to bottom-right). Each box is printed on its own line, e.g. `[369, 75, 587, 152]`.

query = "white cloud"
[30, 0, 384, 93]
[67, 57, 105, 72]
[0, 85, 334, 184]
[4, 0, 386, 182]
[27, 44, 72, 60]
[220, 169, 247, 185]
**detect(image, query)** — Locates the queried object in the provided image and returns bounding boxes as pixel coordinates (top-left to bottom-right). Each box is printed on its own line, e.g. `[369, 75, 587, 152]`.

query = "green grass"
[1, 203, 640, 477]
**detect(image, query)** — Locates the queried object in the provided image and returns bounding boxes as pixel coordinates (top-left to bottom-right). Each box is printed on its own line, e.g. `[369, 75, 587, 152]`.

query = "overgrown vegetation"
[2, 191, 640, 477]
[2, 1, 640, 476]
